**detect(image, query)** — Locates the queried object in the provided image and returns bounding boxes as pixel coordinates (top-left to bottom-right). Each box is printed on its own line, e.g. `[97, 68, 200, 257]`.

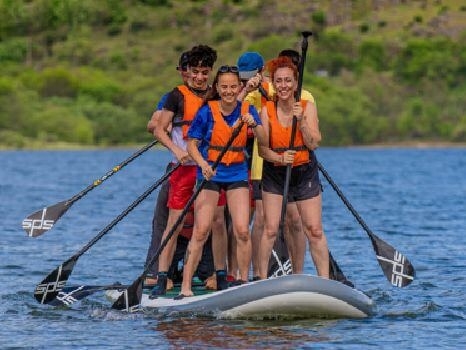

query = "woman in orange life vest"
[153, 45, 227, 296]
[177, 65, 267, 298]
[258, 56, 330, 280]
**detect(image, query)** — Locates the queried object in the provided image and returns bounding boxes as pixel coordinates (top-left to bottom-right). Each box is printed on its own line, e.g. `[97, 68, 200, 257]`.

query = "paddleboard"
[107, 274, 374, 319]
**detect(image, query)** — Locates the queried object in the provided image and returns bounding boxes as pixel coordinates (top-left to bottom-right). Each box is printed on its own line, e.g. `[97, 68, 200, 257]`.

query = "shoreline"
[1, 141, 466, 151]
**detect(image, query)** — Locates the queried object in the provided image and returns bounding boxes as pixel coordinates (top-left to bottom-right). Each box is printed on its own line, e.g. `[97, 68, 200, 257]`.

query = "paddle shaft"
[76, 164, 179, 259]
[113, 122, 246, 310]
[278, 31, 312, 235]
[35, 164, 179, 304]
[317, 161, 415, 287]
[68, 140, 158, 204]
[22, 140, 158, 237]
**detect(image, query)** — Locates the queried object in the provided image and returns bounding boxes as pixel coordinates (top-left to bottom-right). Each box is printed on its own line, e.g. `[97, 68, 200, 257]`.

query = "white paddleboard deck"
[108, 274, 374, 319]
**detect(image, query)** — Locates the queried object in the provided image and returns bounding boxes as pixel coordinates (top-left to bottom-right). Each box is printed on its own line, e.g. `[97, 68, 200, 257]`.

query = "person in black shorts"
[257, 56, 330, 280]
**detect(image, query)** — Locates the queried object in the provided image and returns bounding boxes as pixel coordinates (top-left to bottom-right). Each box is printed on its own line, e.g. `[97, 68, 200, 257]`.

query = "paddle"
[277, 30, 312, 245]
[317, 162, 415, 287]
[34, 163, 179, 305]
[48, 284, 130, 307]
[112, 121, 246, 311]
[22, 140, 158, 237]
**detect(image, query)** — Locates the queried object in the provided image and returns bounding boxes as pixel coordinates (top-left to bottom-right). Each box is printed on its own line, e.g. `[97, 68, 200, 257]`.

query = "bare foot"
[205, 274, 217, 290]
[179, 290, 194, 297]
[144, 277, 157, 287]
[167, 278, 174, 291]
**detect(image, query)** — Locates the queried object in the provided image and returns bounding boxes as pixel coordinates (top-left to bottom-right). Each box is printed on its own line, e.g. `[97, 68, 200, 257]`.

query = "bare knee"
[306, 225, 324, 240]
[235, 228, 250, 243]
[192, 226, 210, 244]
[287, 220, 302, 234]
[262, 226, 278, 241]
[211, 216, 225, 232]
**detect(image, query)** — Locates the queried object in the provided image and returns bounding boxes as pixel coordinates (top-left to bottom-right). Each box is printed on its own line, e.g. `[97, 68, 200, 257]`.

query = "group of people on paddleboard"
[144, 43, 329, 299]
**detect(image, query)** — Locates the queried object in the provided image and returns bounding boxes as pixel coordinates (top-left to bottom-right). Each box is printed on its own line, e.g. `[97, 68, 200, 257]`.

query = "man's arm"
[154, 108, 190, 163]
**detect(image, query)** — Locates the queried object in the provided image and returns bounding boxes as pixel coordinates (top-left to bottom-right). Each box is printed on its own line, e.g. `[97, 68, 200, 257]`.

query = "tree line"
[1, 0, 465, 147]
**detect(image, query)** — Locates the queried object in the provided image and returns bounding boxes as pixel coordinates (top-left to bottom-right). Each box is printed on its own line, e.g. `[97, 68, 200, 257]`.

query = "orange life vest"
[173, 85, 204, 139]
[266, 100, 309, 167]
[207, 101, 250, 166]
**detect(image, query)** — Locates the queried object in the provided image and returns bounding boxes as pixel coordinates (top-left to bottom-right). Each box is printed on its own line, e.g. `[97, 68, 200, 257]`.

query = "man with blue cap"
[233, 51, 291, 282]
[237, 51, 268, 105]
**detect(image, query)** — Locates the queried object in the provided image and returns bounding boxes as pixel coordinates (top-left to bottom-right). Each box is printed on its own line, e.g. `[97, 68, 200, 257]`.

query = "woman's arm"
[187, 138, 215, 180]
[299, 101, 321, 150]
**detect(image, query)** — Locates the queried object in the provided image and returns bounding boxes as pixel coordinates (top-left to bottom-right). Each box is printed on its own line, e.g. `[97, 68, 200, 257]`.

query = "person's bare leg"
[227, 187, 251, 282]
[179, 190, 218, 296]
[227, 214, 238, 279]
[211, 205, 227, 271]
[158, 209, 185, 273]
[286, 203, 306, 274]
[251, 200, 264, 278]
[258, 192, 282, 279]
[296, 194, 329, 278]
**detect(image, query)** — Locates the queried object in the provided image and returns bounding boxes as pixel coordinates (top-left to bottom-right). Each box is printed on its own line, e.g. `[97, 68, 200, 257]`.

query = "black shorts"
[202, 180, 249, 192]
[262, 161, 321, 202]
[251, 180, 262, 201]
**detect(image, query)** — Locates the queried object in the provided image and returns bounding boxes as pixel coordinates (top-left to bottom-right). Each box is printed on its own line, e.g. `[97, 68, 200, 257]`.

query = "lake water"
[1, 147, 465, 349]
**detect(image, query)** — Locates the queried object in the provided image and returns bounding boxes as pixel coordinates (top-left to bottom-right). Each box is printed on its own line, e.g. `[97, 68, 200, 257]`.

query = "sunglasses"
[218, 65, 239, 73]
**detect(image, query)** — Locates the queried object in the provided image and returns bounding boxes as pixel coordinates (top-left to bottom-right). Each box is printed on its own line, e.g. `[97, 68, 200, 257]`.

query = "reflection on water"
[152, 317, 335, 349]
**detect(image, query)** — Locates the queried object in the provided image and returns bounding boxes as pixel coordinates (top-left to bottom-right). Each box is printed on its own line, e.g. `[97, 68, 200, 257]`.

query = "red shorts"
[168, 165, 226, 209]
[218, 189, 227, 206]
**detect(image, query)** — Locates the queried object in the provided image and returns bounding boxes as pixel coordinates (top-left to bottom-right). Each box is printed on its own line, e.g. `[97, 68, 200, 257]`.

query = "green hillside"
[1, 0, 465, 148]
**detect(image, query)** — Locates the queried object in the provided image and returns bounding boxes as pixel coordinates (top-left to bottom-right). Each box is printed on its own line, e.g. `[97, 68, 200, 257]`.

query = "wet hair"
[266, 56, 298, 82]
[187, 45, 217, 68]
[278, 49, 300, 68]
[204, 65, 240, 102]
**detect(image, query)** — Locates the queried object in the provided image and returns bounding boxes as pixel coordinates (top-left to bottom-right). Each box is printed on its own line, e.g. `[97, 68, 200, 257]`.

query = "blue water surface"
[1, 147, 465, 349]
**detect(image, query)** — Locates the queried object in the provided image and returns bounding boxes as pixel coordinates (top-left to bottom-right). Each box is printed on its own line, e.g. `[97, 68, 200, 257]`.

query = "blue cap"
[237, 52, 264, 80]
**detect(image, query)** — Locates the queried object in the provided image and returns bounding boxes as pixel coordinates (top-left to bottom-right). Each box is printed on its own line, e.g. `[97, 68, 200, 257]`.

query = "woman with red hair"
[258, 56, 330, 280]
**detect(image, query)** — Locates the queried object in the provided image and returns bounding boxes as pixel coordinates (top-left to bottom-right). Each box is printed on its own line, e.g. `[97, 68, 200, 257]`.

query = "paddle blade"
[329, 251, 354, 288]
[22, 200, 70, 237]
[268, 235, 292, 277]
[49, 284, 129, 307]
[34, 257, 77, 304]
[370, 233, 415, 287]
[111, 277, 143, 311]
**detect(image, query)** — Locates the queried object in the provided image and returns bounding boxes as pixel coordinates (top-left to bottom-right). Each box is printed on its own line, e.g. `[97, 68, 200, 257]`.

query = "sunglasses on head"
[218, 65, 239, 73]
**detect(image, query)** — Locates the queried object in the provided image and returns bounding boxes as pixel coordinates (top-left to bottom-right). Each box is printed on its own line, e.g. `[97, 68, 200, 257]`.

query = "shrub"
[0, 38, 28, 62]
[39, 67, 79, 98]
[358, 39, 388, 72]
[359, 23, 370, 33]
[312, 11, 326, 26]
